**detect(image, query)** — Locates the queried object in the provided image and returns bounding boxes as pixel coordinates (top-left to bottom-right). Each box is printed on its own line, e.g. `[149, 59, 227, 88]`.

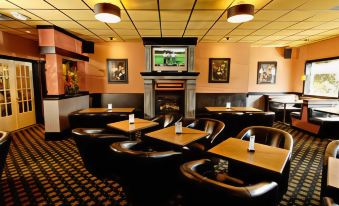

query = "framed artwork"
[208, 58, 231, 83]
[257, 61, 277, 84]
[107, 59, 128, 83]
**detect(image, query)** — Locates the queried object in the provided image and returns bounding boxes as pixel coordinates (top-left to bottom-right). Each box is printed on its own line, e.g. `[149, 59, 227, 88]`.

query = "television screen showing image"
[152, 47, 187, 72]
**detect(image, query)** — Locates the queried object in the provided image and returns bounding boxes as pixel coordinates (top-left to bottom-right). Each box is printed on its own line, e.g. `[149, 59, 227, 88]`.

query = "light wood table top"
[79, 107, 135, 113]
[314, 107, 339, 116]
[205, 107, 262, 112]
[145, 126, 209, 146]
[107, 118, 158, 133]
[208, 138, 290, 174]
[328, 157, 339, 190]
[269, 100, 303, 104]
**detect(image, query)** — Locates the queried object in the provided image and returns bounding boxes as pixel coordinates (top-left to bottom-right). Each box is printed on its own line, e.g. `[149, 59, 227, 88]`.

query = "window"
[304, 57, 339, 98]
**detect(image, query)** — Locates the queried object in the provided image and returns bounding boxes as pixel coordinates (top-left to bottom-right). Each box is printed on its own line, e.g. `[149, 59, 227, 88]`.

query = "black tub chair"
[321, 140, 339, 203]
[110, 140, 183, 205]
[185, 118, 225, 152]
[71, 128, 129, 177]
[234, 126, 293, 197]
[0, 131, 11, 175]
[180, 159, 279, 206]
[142, 114, 183, 134]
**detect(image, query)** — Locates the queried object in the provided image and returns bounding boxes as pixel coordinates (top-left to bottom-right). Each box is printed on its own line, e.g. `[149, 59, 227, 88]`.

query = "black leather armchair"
[0, 131, 11, 175]
[180, 159, 279, 206]
[186, 118, 225, 151]
[234, 126, 293, 197]
[321, 140, 339, 203]
[110, 140, 183, 205]
[144, 114, 183, 133]
[72, 128, 129, 177]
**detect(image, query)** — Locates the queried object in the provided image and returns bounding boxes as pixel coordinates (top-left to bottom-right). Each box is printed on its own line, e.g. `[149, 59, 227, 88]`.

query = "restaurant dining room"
[0, 0, 339, 205]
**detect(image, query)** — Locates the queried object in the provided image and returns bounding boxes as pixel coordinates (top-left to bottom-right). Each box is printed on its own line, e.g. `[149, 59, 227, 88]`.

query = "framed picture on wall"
[208, 58, 231, 83]
[107, 59, 128, 83]
[257, 61, 277, 84]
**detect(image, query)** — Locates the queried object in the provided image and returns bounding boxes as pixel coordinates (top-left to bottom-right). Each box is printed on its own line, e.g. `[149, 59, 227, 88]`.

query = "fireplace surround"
[140, 37, 199, 119]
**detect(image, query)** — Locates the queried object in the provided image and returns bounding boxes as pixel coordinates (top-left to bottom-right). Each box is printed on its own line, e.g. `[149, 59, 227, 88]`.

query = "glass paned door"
[15, 62, 35, 129]
[0, 59, 35, 131]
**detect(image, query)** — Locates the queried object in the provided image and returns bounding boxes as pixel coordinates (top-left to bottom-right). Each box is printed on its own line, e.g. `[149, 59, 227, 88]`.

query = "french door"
[0, 59, 35, 131]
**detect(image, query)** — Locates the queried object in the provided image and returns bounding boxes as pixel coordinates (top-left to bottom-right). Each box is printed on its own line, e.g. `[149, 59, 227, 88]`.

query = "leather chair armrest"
[323, 197, 339, 206]
[0, 131, 9, 143]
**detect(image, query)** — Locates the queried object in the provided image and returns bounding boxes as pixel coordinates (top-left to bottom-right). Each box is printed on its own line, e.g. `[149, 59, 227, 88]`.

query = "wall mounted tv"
[152, 46, 188, 72]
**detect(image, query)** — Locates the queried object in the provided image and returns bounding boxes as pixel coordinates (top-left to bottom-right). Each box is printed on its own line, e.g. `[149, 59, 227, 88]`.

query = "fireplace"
[155, 91, 184, 115]
[140, 37, 199, 119]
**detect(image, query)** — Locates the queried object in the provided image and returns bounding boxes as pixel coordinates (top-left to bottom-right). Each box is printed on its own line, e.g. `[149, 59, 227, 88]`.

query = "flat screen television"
[152, 46, 188, 72]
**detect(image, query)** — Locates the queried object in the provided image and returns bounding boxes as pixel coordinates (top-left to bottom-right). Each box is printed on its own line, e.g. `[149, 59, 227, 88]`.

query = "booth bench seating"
[265, 94, 301, 123]
[290, 99, 339, 138]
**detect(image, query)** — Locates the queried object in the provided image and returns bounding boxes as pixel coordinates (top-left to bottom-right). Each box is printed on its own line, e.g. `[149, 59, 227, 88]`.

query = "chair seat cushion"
[290, 112, 301, 119]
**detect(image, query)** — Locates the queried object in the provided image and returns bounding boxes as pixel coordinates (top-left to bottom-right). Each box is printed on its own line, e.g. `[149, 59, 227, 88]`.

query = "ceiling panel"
[262, 35, 287, 40]
[298, 0, 339, 10]
[254, 10, 289, 21]
[238, 21, 269, 29]
[122, 36, 141, 41]
[0, 10, 42, 20]
[25, 20, 52, 26]
[108, 21, 135, 29]
[203, 35, 224, 41]
[45, 0, 89, 9]
[241, 36, 266, 41]
[287, 21, 326, 30]
[161, 11, 190, 21]
[262, 21, 298, 30]
[251, 29, 279, 35]
[134, 21, 160, 30]
[77, 21, 109, 29]
[207, 29, 230, 36]
[50, 21, 84, 29]
[184, 30, 207, 36]
[273, 30, 302, 36]
[220, 36, 245, 42]
[162, 21, 186, 29]
[112, 29, 138, 36]
[283, 36, 308, 41]
[138, 30, 161, 36]
[263, 0, 308, 10]
[212, 21, 240, 29]
[8, 0, 54, 9]
[68, 29, 93, 36]
[297, 29, 327, 36]
[187, 21, 214, 30]
[276, 10, 321, 22]
[121, 0, 157, 9]
[90, 29, 116, 35]
[305, 11, 339, 22]
[0, 1, 19, 9]
[128, 10, 158, 21]
[159, 0, 195, 10]
[229, 29, 256, 35]
[195, 0, 233, 10]
[28, 10, 71, 20]
[162, 30, 184, 36]
[313, 22, 339, 30]
[61, 10, 96, 21]
[190, 10, 224, 21]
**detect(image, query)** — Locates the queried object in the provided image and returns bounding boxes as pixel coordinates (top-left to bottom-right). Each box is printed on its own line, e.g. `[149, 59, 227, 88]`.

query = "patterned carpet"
[0, 123, 329, 205]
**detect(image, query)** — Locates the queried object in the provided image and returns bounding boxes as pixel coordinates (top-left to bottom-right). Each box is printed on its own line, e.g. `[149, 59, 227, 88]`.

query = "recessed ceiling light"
[10, 11, 30, 20]
[227, 3, 254, 23]
[94, 3, 121, 23]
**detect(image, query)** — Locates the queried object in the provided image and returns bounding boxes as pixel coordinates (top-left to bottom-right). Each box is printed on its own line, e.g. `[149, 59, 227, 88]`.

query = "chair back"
[187, 118, 225, 145]
[0, 131, 11, 175]
[235, 126, 293, 152]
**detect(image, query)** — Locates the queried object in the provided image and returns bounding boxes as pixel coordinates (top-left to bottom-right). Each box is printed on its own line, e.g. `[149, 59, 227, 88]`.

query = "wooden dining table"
[79, 107, 135, 113]
[205, 106, 262, 113]
[208, 138, 290, 174]
[107, 118, 158, 134]
[144, 126, 209, 147]
[268, 100, 303, 124]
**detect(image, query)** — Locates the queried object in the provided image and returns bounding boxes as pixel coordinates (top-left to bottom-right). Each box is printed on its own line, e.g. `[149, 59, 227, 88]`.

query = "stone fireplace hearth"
[140, 37, 199, 119]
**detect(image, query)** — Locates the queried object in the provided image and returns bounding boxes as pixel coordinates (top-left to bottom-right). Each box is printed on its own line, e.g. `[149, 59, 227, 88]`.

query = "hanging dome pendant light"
[227, 3, 254, 23]
[94, 3, 121, 23]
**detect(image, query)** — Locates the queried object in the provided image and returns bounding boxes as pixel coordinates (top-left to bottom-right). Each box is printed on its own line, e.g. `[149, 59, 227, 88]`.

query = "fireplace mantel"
[140, 72, 200, 80]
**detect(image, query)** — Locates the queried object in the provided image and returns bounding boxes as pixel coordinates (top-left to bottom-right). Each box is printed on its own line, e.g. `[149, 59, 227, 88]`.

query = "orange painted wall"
[248, 47, 293, 92]
[195, 43, 250, 93]
[87, 42, 145, 93]
[87, 42, 293, 93]
[0, 31, 41, 60]
[291, 36, 339, 93]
